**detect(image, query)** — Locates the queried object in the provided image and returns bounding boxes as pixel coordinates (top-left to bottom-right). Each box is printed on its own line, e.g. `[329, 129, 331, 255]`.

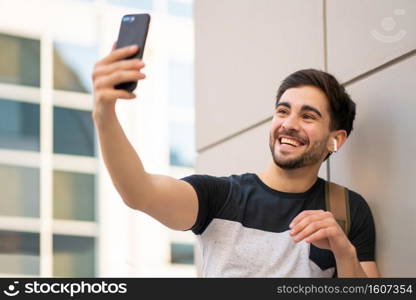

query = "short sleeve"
[180, 174, 231, 235]
[347, 191, 376, 261]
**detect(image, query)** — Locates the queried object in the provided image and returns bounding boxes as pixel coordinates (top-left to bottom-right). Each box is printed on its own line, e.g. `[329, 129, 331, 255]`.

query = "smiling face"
[269, 85, 334, 170]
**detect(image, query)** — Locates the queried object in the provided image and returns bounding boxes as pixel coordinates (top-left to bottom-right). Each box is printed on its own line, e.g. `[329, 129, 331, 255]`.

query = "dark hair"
[276, 69, 356, 137]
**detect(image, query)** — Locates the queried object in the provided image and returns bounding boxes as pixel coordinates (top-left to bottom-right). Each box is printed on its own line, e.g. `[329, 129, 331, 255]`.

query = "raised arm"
[92, 45, 198, 230]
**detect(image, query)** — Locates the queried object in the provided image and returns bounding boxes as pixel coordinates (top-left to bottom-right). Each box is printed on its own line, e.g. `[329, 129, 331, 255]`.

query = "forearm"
[93, 106, 151, 210]
[334, 246, 367, 278]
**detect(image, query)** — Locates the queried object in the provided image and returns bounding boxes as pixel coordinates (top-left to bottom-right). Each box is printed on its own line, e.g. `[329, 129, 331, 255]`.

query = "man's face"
[269, 86, 332, 170]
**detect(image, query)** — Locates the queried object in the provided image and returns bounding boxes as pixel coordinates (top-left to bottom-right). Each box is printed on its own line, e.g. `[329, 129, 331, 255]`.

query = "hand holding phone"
[114, 14, 151, 92]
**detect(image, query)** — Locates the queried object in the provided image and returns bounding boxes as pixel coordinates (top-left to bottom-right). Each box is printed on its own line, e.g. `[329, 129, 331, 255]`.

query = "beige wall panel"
[327, 0, 416, 83]
[196, 122, 271, 176]
[195, 0, 324, 150]
[330, 55, 416, 276]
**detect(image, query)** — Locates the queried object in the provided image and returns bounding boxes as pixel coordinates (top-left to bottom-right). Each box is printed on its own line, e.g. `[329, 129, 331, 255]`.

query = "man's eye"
[303, 114, 315, 120]
[277, 109, 288, 114]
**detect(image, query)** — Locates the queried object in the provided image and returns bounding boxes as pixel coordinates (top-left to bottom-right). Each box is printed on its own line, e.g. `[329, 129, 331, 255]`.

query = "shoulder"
[326, 181, 375, 232]
[179, 174, 230, 190]
[180, 172, 254, 186]
[327, 181, 372, 215]
[345, 188, 376, 239]
[179, 173, 256, 200]
[179, 173, 253, 234]
[347, 189, 373, 216]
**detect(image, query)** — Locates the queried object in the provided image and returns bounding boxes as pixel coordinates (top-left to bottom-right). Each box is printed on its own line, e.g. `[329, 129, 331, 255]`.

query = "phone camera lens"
[122, 16, 135, 23]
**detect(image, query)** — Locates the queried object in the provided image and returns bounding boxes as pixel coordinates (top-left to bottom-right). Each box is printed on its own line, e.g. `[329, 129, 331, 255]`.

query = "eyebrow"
[276, 101, 322, 118]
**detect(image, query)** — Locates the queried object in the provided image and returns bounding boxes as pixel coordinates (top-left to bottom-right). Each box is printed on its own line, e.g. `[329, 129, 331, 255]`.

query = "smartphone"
[114, 14, 151, 92]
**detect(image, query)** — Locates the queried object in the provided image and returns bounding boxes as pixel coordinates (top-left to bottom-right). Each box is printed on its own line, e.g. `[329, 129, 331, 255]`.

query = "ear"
[327, 130, 348, 153]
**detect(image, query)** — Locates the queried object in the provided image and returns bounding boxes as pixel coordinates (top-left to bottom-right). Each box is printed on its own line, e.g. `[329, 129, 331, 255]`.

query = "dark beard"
[269, 131, 328, 170]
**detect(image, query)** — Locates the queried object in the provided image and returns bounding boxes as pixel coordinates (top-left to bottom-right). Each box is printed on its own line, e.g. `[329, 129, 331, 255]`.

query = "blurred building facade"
[0, 0, 196, 277]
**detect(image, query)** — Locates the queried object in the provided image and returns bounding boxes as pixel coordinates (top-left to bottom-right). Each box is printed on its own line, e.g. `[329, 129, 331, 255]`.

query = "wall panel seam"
[343, 49, 416, 87]
[199, 48, 416, 154]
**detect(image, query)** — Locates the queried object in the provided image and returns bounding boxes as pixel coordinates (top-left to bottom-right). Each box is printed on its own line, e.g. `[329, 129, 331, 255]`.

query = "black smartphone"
[114, 14, 151, 92]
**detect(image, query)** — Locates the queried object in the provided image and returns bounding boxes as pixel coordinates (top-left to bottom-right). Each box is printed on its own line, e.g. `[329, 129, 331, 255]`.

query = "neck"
[257, 161, 322, 193]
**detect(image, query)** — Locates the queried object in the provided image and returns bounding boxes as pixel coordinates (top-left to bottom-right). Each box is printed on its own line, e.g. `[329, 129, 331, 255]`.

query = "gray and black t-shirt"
[181, 173, 375, 277]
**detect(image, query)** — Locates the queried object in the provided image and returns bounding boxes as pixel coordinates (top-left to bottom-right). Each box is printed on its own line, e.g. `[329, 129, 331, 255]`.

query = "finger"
[111, 41, 117, 51]
[289, 210, 323, 228]
[98, 45, 139, 65]
[96, 88, 136, 102]
[293, 219, 330, 243]
[95, 70, 146, 89]
[304, 228, 330, 244]
[93, 59, 145, 79]
[290, 212, 327, 236]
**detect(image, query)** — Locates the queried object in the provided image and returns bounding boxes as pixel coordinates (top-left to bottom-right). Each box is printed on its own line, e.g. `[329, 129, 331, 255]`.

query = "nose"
[281, 114, 300, 132]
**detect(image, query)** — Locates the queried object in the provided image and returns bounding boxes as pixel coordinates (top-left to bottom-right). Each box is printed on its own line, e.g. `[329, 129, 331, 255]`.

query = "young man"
[92, 45, 380, 278]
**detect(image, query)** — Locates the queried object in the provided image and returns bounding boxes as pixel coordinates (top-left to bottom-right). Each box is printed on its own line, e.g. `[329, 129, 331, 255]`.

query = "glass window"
[53, 235, 95, 277]
[53, 107, 96, 157]
[53, 171, 95, 221]
[168, 0, 193, 18]
[168, 60, 194, 109]
[169, 121, 195, 167]
[0, 231, 40, 275]
[53, 41, 98, 93]
[107, 0, 153, 10]
[170, 242, 194, 265]
[0, 99, 40, 152]
[0, 33, 40, 87]
[168, 60, 195, 167]
[0, 164, 40, 218]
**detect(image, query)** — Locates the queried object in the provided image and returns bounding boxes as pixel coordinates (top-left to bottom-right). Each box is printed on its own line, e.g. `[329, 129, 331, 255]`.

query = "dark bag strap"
[325, 182, 350, 236]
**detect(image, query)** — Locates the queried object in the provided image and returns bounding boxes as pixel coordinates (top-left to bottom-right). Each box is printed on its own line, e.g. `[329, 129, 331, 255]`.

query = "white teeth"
[280, 137, 300, 147]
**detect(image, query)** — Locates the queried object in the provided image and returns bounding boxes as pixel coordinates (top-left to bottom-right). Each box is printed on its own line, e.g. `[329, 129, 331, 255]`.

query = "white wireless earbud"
[333, 139, 338, 152]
